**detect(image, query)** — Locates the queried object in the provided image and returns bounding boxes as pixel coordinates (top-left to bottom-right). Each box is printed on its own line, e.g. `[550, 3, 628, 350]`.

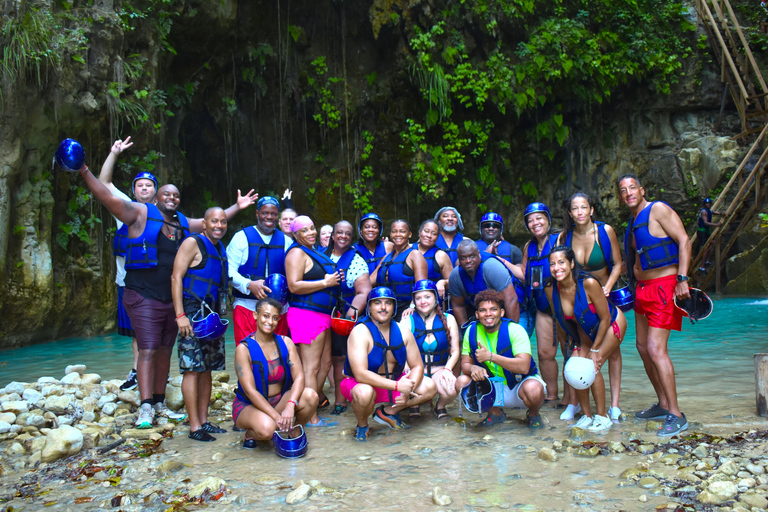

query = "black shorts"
[331, 329, 348, 358]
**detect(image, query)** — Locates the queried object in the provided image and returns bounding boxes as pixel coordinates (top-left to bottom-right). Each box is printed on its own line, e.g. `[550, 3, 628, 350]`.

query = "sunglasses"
[484, 222, 501, 229]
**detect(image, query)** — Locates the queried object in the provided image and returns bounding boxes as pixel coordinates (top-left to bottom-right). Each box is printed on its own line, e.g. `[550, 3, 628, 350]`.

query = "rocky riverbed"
[1, 365, 768, 511]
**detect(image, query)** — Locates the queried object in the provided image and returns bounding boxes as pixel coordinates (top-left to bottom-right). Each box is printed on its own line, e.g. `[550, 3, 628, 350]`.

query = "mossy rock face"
[725, 245, 768, 295]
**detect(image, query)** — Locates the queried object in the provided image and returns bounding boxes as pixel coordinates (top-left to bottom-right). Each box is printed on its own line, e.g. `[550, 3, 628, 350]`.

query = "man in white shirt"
[228, 196, 292, 345]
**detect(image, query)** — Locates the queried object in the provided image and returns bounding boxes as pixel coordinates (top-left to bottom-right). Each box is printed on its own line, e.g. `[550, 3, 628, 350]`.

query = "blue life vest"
[235, 335, 293, 403]
[376, 248, 415, 303]
[467, 319, 537, 389]
[409, 312, 451, 372]
[551, 276, 618, 343]
[232, 227, 287, 299]
[525, 233, 559, 312]
[458, 251, 504, 308]
[476, 239, 517, 265]
[288, 244, 338, 313]
[182, 234, 229, 304]
[436, 232, 464, 265]
[344, 318, 408, 380]
[113, 223, 129, 257]
[328, 247, 359, 305]
[698, 208, 713, 232]
[355, 240, 388, 274]
[564, 221, 614, 273]
[413, 243, 444, 283]
[125, 203, 189, 270]
[624, 201, 679, 271]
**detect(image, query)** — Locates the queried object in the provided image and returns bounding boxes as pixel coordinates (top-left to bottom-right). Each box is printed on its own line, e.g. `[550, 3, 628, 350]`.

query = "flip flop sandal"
[318, 397, 330, 409]
[526, 413, 543, 429]
[330, 404, 347, 415]
[409, 406, 421, 418]
[477, 411, 507, 427]
[306, 418, 338, 427]
[433, 407, 449, 419]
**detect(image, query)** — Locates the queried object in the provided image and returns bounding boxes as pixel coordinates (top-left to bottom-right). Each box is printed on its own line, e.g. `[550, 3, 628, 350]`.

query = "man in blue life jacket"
[79, 159, 256, 429]
[696, 198, 725, 272]
[449, 239, 520, 328]
[227, 196, 293, 344]
[476, 212, 523, 268]
[454, 290, 545, 427]
[341, 288, 437, 441]
[618, 173, 692, 437]
[171, 207, 230, 442]
[434, 206, 465, 266]
[96, 137, 156, 392]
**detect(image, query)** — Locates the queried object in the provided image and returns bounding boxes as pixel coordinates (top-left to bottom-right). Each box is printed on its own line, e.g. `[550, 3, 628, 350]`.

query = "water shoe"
[634, 403, 669, 420]
[657, 413, 688, 437]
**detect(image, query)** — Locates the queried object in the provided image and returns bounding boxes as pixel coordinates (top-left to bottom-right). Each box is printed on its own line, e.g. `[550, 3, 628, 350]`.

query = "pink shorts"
[340, 376, 403, 404]
[286, 307, 331, 345]
[634, 275, 684, 331]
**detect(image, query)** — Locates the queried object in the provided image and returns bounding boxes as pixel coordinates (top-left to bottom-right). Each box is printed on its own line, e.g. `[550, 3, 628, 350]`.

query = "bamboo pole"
[754, 354, 768, 417]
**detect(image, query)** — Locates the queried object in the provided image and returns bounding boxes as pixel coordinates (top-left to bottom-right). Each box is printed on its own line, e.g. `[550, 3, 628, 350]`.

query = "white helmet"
[564, 357, 596, 390]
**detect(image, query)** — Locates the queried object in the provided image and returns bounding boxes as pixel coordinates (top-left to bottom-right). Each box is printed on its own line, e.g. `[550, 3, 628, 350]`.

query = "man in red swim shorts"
[618, 174, 692, 438]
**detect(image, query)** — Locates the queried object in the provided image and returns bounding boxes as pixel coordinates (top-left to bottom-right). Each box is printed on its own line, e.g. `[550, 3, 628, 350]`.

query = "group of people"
[77, 138, 697, 447]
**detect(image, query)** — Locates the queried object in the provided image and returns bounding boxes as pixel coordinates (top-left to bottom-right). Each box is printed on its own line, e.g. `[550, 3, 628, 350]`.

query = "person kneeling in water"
[341, 287, 437, 441]
[233, 298, 319, 449]
[454, 289, 546, 428]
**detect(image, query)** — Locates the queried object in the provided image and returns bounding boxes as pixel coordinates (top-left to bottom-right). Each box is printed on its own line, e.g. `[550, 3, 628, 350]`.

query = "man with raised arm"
[341, 287, 437, 441]
[171, 207, 230, 441]
[618, 173, 692, 437]
[78, 154, 256, 429]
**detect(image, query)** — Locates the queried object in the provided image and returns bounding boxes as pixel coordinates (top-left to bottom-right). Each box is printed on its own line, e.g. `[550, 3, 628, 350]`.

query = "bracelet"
[175, 313, 186, 320]
[287, 399, 297, 406]
[590, 349, 599, 353]
[489, 353, 493, 363]
[79, 166, 89, 176]
[394, 381, 398, 393]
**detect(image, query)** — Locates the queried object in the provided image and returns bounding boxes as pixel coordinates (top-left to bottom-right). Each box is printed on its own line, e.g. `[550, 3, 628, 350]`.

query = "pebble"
[1, 401, 29, 414]
[189, 477, 226, 499]
[117, 390, 141, 407]
[5, 442, 25, 456]
[255, 475, 284, 485]
[747, 463, 765, 475]
[717, 459, 739, 476]
[698, 481, 738, 504]
[638, 494, 648, 502]
[44, 395, 74, 414]
[4, 382, 25, 395]
[538, 447, 558, 462]
[574, 446, 600, 457]
[645, 420, 663, 431]
[101, 403, 117, 416]
[212, 452, 225, 461]
[64, 365, 86, 375]
[608, 441, 625, 453]
[0, 421, 10, 434]
[740, 493, 768, 509]
[21, 389, 43, 403]
[637, 476, 659, 489]
[157, 460, 185, 477]
[80, 374, 101, 385]
[286, 483, 310, 504]
[60, 373, 81, 386]
[0, 412, 16, 424]
[431, 486, 452, 506]
[620, 468, 643, 480]
[569, 427, 586, 440]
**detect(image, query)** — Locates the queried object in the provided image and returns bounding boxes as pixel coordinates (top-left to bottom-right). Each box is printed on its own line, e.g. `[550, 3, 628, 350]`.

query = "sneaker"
[560, 403, 581, 421]
[354, 425, 370, 442]
[373, 406, 411, 430]
[188, 429, 216, 442]
[135, 403, 155, 429]
[200, 421, 227, 434]
[477, 411, 507, 427]
[588, 414, 612, 432]
[242, 438, 257, 449]
[608, 406, 622, 421]
[153, 402, 187, 421]
[657, 413, 688, 437]
[120, 369, 138, 391]
[634, 403, 670, 420]
[571, 415, 593, 429]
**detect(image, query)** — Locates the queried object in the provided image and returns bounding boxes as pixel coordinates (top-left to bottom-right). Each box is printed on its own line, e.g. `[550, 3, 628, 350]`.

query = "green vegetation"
[57, 185, 100, 251]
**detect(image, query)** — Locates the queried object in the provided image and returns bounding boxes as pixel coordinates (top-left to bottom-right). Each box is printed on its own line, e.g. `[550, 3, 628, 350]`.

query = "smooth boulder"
[41, 425, 83, 462]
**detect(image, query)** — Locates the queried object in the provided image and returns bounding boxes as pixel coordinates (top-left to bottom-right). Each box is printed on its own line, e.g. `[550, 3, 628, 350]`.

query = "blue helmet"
[523, 202, 551, 232]
[367, 286, 397, 316]
[191, 303, 229, 341]
[480, 212, 504, 233]
[358, 213, 383, 238]
[132, 172, 158, 198]
[412, 279, 438, 298]
[273, 425, 308, 458]
[703, 198, 713, 205]
[264, 274, 289, 306]
[54, 138, 86, 172]
[460, 379, 496, 414]
[608, 285, 634, 313]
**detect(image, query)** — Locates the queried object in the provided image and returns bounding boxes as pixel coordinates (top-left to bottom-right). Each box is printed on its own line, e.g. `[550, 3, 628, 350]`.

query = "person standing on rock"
[434, 207, 465, 266]
[354, 213, 393, 274]
[78, 161, 257, 429]
[171, 207, 231, 442]
[454, 289, 545, 428]
[342, 287, 437, 441]
[618, 174, 692, 437]
[227, 196, 292, 344]
[233, 298, 318, 448]
[96, 137, 156, 393]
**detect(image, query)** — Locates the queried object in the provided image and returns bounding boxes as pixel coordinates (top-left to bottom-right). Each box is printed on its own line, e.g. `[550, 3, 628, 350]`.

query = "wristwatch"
[676, 275, 689, 283]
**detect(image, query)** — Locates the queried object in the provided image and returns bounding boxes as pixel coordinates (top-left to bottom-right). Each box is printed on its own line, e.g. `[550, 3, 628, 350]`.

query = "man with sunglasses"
[475, 212, 523, 268]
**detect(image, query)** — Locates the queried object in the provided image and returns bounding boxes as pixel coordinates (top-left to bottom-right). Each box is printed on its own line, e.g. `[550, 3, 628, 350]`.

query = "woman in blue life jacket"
[399, 280, 460, 418]
[371, 220, 428, 321]
[545, 246, 627, 432]
[557, 192, 625, 421]
[233, 298, 319, 448]
[520, 203, 562, 404]
[412, 220, 453, 299]
[285, 215, 343, 427]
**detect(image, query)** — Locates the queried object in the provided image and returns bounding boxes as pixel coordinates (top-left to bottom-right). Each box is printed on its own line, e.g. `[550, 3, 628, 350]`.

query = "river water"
[1, 297, 768, 510]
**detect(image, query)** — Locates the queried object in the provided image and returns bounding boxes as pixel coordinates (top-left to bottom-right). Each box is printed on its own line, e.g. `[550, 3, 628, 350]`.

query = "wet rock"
[2, 401, 29, 414]
[608, 442, 625, 453]
[212, 452, 225, 461]
[81, 374, 101, 385]
[80, 428, 103, 450]
[157, 460, 185, 477]
[574, 446, 600, 457]
[101, 403, 117, 416]
[42, 425, 83, 462]
[538, 447, 558, 462]
[60, 373, 81, 386]
[255, 475, 284, 485]
[698, 481, 738, 504]
[212, 371, 230, 383]
[188, 477, 226, 499]
[57, 415, 73, 426]
[431, 486, 452, 506]
[5, 442, 25, 456]
[660, 453, 680, 465]
[646, 420, 663, 431]
[44, 394, 74, 414]
[22, 389, 43, 403]
[637, 444, 656, 453]
[165, 386, 184, 411]
[676, 469, 702, 483]
[569, 427, 586, 440]
[115, 414, 136, 427]
[97, 394, 116, 409]
[620, 468, 643, 480]
[120, 428, 163, 440]
[738, 477, 756, 489]
[638, 494, 648, 502]
[26, 437, 45, 453]
[314, 485, 337, 496]
[64, 364, 86, 375]
[732, 506, 752, 512]
[637, 477, 659, 489]
[286, 483, 310, 504]
[117, 390, 141, 407]
[747, 463, 765, 475]
[15, 412, 31, 426]
[4, 382, 25, 395]
[739, 493, 768, 509]
[717, 460, 740, 476]
[82, 411, 96, 423]
[25, 414, 45, 428]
